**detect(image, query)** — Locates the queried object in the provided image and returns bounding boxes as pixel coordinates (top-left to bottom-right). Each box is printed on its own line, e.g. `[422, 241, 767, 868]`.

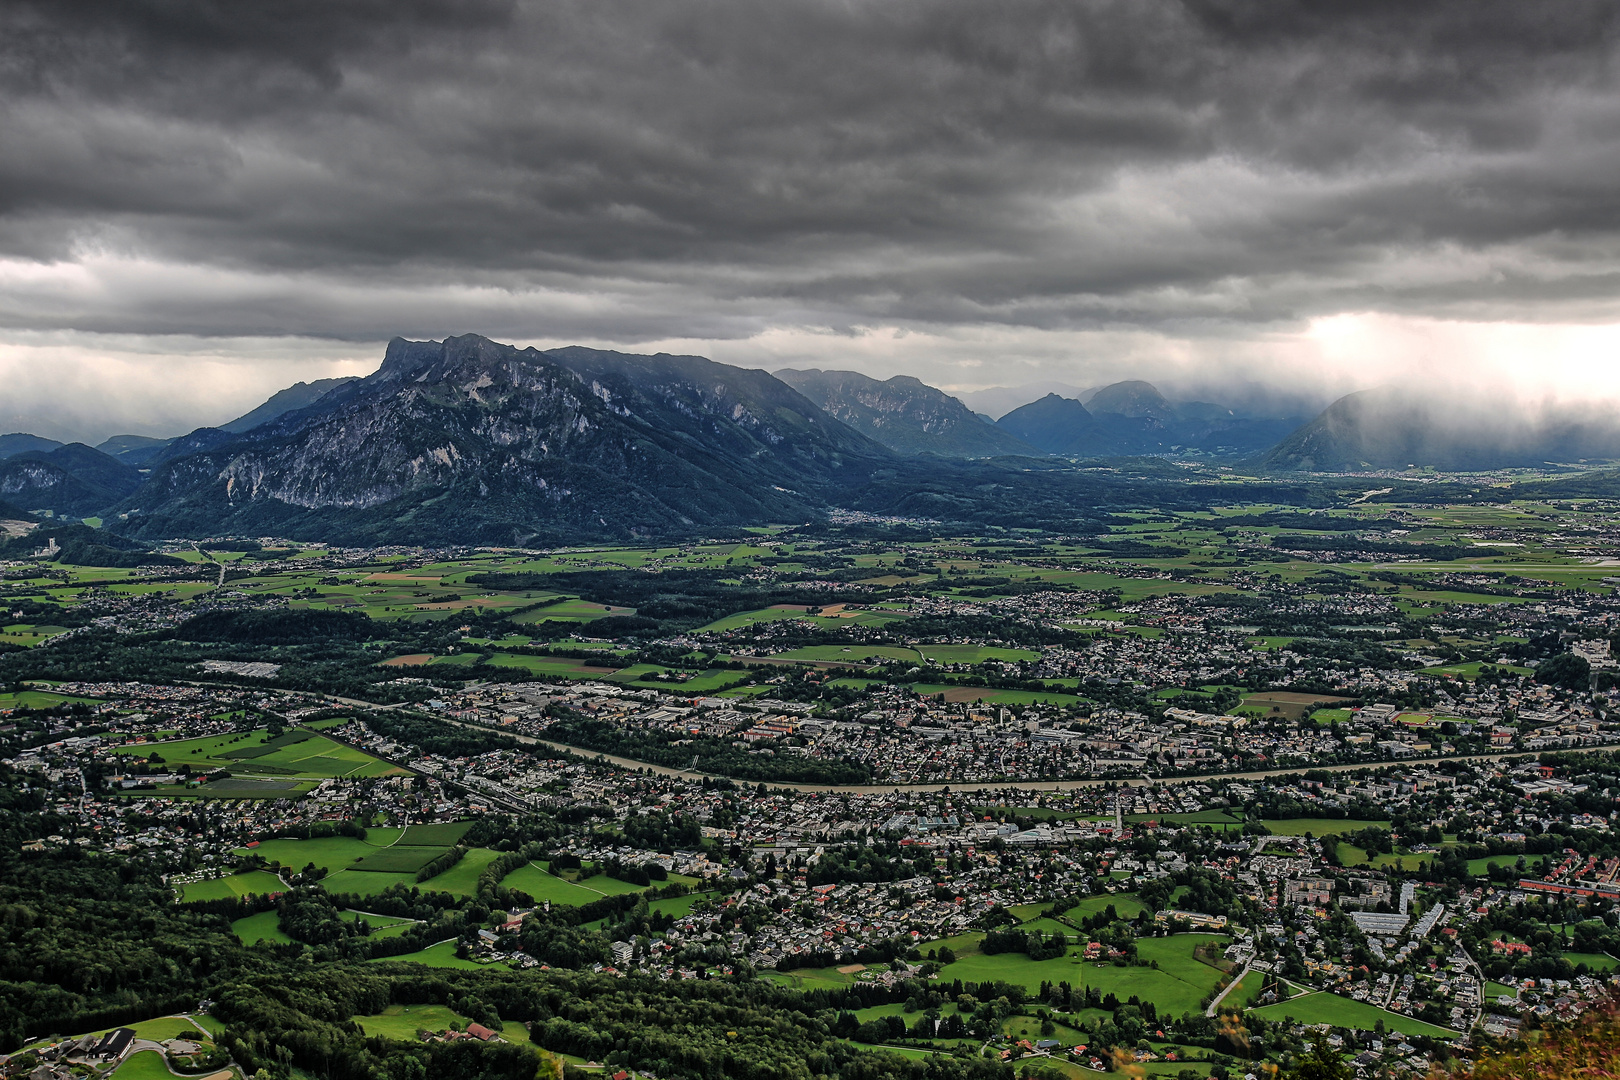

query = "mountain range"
[5, 336, 1620, 546]
[774, 368, 1037, 457]
[995, 381, 1304, 457]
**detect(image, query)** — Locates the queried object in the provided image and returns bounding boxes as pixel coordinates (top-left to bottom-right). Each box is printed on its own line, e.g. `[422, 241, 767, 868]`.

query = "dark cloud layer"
[3, 0, 1620, 347]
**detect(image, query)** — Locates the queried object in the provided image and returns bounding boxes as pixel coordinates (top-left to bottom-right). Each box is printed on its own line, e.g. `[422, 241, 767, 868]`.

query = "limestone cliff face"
[115, 335, 892, 544]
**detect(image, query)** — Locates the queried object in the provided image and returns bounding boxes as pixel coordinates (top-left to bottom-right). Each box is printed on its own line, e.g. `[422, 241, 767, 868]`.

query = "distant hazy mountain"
[1085, 380, 1175, 421]
[114, 334, 892, 545]
[775, 368, 1038, 457]
[222, 376, 360, 433]
[0, 433, 64, 460]
[1264, 388, 1620, 472]
[995, 394, 1110, 455]
[96, 434, 173, 466]
[994, 380, 1302, 457]
[954, 382, 1091, 420]
[0, 443, 143, 517]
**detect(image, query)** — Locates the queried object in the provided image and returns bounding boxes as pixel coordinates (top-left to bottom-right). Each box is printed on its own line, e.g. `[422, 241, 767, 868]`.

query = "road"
[424, 715, 1620, 794]
[1206, 962, 1253, 1016]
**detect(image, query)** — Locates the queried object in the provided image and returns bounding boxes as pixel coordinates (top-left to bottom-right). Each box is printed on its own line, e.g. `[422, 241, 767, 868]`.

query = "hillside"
[775, 368, 1038, 457]
[112, 335, 894, 545]
[222, 376, 360, 433]
[0, 443, 143, 517]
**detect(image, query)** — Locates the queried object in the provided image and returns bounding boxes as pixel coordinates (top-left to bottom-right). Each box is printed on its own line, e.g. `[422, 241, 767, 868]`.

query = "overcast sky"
[5, 0, 1620, 440]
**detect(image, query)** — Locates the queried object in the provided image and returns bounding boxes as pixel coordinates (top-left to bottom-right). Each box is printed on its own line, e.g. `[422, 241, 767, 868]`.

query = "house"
[465, 1023, 497, 1042]
[90, 1028, 136, 1062]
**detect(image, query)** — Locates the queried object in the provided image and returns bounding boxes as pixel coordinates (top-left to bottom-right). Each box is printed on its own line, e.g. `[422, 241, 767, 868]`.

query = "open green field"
[113, 726, 402, 782]
[1250, 992, 1456, 1037]
[1260, 818, 1389, 836]
[770, 644, 922, 664]
[355, 1004, 467, 1040]
[0, 689, 92, 711]
[178, 870, 285, 902]
[485, 653, 625, 678]
[500, 863, 607, 905]
[242, 834, 423, 876]
[232, 909, 294, 945]
[907, 683, 1084, 706]
[1561, 951, 1620, 972]
[115, 1051, 206, 1080]
[398, 821, 473, 845]
[931, 932, 1226, 1016]
[419, 847, 503, 895]
[370, 940, 498, 971]
[916, 644, 1041, 664]
[1467, 854, 1526, 875]
[1063, 893, 1147, 921]
[1128, 810, 1241, 827]
[321, 869, 419, 897]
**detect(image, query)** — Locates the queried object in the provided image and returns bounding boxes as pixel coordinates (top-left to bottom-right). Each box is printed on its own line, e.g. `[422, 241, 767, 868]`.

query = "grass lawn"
[1562, 951, 1620, 972]
[179, 870, 285, 901]
[115, 1051, 190, 1080]
[232, 909, 294, 945]
[648, 892, 714, 918]
[1250, 992, 1456, 1037]
[1467, 855, 1525, 875]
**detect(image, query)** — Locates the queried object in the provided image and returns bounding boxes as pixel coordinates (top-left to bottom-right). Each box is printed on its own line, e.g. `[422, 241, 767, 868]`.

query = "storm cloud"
[4, 0, 1620, 437]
